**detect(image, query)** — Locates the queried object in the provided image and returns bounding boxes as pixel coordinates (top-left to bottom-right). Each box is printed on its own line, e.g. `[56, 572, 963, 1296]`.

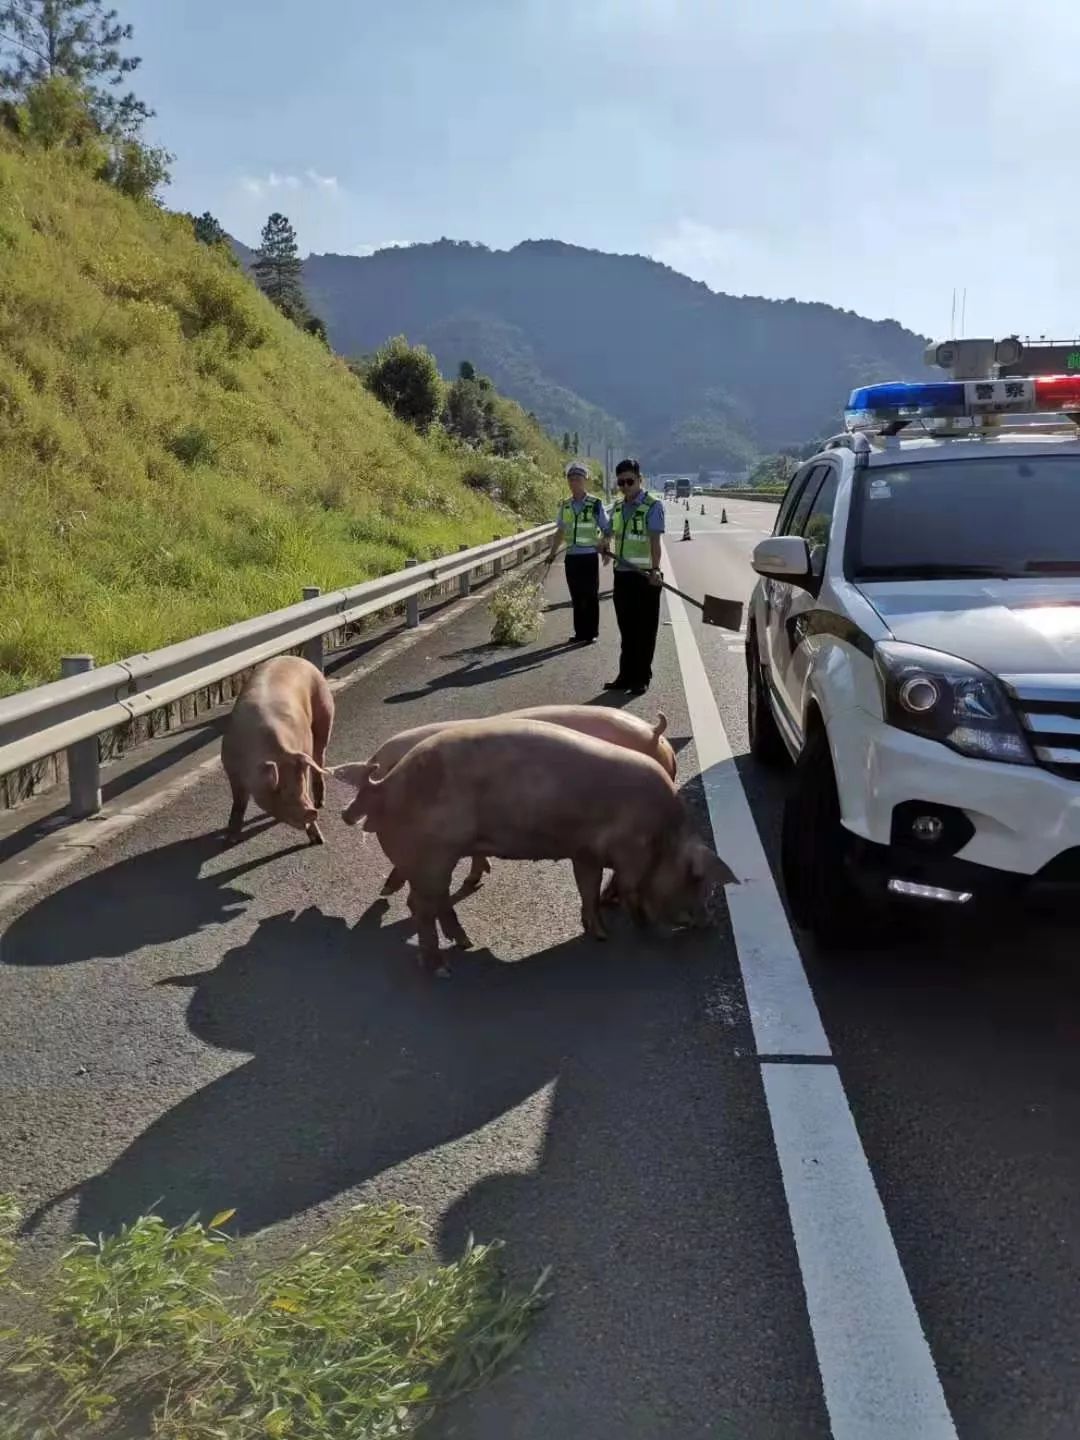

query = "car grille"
[1001, 674, 1080, 778]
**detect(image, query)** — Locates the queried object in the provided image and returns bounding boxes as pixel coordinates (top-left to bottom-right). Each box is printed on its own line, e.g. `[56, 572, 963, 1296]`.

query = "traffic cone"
[682, 518, 691, 541]
[721, 507, 728, 524]
[700, 503, 705, 515]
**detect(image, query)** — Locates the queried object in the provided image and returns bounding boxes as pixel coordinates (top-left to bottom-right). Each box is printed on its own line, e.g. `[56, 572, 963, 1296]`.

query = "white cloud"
[239, 170, 337, 199]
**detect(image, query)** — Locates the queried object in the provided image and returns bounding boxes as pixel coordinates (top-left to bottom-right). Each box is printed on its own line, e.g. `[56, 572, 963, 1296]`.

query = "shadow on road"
[0, 826, 300, 966]
[385, 642, 570, 704]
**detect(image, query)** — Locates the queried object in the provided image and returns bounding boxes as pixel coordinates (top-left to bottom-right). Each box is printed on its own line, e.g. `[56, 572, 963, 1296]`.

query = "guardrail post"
[458, 544, 471, 598]
[301, 586, 325, 671]
[61, 655, 101, 818]
[492, 536, 503, 578]
[404, 560, 420, 627]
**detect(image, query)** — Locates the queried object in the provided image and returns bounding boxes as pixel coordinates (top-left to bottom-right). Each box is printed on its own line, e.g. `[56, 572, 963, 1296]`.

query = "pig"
[220, 655, 334, 847]
[334, 717, 733, 977]
[335, 705, 677, 897]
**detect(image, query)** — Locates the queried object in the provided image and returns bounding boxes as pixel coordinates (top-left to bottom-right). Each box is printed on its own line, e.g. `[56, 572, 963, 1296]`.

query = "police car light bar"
[845, 376, 1080, 432]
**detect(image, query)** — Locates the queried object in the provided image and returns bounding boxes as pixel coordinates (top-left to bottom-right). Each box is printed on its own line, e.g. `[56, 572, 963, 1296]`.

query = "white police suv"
[746, 365, 1080, 946]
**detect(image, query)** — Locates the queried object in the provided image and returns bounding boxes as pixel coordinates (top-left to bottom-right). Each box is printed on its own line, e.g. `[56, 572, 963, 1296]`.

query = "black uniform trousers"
[564, 552, 600, 642]
[612, 567, 661, 689]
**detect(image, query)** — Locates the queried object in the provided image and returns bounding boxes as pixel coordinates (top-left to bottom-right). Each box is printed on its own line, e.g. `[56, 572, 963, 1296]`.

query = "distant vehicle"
[746, 355, 1080, 948]
[663, 480, 676, 496]
[674, 477, 691, 499]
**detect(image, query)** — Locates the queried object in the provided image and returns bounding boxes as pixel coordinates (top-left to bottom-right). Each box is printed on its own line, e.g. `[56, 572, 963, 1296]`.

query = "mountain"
[0, 137, 564, 695]
[302, 239, 928, 471]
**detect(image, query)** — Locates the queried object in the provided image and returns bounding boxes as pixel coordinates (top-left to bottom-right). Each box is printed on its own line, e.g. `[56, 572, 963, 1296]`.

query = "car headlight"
[874, 641, 1033, 765]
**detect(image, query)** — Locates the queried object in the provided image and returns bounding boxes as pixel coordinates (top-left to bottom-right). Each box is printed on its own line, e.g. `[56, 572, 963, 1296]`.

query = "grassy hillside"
[0, 136, 565, 696]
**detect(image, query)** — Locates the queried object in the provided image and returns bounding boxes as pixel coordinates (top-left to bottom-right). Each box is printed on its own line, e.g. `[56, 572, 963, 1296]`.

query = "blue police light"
[846, 381, 966, 426]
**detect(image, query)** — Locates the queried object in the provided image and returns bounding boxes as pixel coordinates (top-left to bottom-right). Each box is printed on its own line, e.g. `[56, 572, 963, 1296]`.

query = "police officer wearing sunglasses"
[600, 458, 665, 696]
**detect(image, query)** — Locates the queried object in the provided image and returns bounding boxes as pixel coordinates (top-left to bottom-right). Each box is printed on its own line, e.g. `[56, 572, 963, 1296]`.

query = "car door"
[772, 463, 840, 732]
[762, 464, 830, 737]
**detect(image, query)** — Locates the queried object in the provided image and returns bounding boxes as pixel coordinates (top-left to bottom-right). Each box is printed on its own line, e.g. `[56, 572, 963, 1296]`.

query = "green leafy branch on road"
[0, 1196, 548, 1438]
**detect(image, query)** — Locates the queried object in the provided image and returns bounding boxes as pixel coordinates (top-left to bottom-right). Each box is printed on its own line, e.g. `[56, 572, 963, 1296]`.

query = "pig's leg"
[600, 872, 621, 908]
[462, 855, 491, 890]
[573, 856, 607, 941]
[224, 784, 248, 847]
[381, 864, 407, 896]
[437, 902, 474, 951]
[306, 820, 325, 846]
[615, 844, 651, 929]
[408, 858, 460, 977]
[407, 889, 447, 978]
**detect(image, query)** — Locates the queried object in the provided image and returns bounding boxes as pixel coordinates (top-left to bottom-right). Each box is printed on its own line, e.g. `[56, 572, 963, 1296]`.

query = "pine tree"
[0, 0, 150, 134]
[458, 359, 476, 381]
[253, 212, 307, 322]
[572, 431, 579, 454]
[562, 431, 571, 452]
[193, 211, 226, 247]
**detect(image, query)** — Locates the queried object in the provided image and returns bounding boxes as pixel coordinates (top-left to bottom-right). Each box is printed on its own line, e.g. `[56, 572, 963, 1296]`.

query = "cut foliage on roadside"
[489, 577, 545, 646]
[0, 1196, 548, 1438]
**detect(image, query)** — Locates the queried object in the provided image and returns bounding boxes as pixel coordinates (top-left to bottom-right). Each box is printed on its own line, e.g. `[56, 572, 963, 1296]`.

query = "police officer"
[545, 461, 608, 644]
[600, 458, 665, 695]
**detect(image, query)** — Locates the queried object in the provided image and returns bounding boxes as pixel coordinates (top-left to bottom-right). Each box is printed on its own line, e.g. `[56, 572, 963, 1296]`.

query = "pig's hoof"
[306, 823, 325, 846]
[223, 831, 241, 849]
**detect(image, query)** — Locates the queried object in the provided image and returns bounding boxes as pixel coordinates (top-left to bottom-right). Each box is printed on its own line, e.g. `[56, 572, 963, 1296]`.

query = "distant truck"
[674, 477, 691, 500]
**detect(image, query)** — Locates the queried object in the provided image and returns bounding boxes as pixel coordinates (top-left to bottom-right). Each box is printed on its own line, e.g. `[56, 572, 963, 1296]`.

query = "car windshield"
[850, 455, 1080, 580]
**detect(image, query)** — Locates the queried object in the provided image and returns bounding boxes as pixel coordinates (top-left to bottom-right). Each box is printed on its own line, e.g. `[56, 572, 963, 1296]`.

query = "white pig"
[221, 655, 334, 847]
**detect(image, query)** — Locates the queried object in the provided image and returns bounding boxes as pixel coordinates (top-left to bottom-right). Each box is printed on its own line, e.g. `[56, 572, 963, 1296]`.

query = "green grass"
[0, 1197, 548, 1438]
[489, 576, 545, 646]
[0, 133, 566, 695]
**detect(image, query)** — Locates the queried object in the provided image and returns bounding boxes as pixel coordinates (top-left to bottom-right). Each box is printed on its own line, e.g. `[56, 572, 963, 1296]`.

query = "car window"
[774, 466, 815, 535]
[797, 468, 839, 575]
[785, 465, 828, 536]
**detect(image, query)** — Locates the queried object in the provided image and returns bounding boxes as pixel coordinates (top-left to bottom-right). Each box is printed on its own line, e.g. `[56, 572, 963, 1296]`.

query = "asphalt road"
[1, 494, 1078, 1439]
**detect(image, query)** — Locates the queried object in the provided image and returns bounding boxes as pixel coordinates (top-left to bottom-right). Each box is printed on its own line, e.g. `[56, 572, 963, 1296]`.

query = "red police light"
[1033, 375, 1080, 410]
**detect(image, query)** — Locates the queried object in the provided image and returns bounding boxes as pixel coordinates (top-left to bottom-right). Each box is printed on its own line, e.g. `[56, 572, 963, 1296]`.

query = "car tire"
[746, 630, 787, 768]
[781, 723, 875, 950]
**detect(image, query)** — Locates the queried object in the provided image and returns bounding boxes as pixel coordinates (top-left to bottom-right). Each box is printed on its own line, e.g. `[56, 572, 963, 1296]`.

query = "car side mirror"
[751, 536, 814, 589]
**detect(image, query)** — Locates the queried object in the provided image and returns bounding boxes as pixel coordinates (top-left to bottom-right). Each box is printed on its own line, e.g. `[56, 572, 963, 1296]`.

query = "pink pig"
[335, 717, 733, 977]
[336, 705, 677, 896]
[220, 655, 333, 847]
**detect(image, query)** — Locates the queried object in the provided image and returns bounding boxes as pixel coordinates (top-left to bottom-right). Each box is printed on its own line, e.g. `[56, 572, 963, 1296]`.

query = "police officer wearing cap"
[599, 458, 665, 695]
[545, 461, 608, 644]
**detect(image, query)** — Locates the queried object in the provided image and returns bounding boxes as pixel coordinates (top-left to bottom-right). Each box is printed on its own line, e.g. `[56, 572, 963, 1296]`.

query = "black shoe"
[603, 678, 628, 691]
[627, 684, 649, 696]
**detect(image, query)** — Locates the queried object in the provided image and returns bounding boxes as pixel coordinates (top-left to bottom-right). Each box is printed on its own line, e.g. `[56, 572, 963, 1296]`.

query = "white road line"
[661, 540, 958, 1440]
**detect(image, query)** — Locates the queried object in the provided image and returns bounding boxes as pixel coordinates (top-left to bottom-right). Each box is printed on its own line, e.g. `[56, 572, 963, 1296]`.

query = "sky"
[124, 0, 1080, 341]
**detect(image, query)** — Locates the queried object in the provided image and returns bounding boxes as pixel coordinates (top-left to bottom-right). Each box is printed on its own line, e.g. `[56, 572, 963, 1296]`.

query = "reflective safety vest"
[558, 495, 601, 551]
[611, 492, 661, 568]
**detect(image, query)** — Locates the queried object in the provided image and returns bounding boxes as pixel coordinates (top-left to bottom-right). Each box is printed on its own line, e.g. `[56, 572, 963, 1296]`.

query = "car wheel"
[781, 724, 875, 950]
[746, 630, 787, 768]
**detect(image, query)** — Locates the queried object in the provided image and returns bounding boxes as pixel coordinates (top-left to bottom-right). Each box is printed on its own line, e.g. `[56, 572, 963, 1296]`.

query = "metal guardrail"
[0, 522, 555, 818]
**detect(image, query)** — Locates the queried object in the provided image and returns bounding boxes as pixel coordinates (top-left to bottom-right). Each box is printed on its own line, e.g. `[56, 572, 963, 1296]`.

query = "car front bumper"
[830, 705, 1080, 882]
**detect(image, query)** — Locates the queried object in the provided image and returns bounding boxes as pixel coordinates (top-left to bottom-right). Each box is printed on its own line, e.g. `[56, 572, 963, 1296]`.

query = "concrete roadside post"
[301, 586, 324, 671]
[60, 654, 101, 818]
[404, 559, 420, 628]
[458, 544, 471, 598]
[492, 536, 503, 579]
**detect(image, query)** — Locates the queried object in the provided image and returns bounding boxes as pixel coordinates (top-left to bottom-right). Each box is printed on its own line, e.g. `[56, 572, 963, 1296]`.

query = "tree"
[193, 211, 226, 247]
[253, 212, 307, 322]
[458, 359, 476, 381]
[365, 335, 443, 431]
[303, 313, 328, 346]
[572, 431, 579, 454]
[0, 0, 151, 135]
[562, 431, 571, 452]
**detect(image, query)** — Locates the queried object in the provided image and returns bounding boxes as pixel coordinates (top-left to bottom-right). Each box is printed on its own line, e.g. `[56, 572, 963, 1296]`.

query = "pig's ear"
[261, 759, 280, 791]
[328, 761, 374, 790]
[689, 840, 737, 888]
